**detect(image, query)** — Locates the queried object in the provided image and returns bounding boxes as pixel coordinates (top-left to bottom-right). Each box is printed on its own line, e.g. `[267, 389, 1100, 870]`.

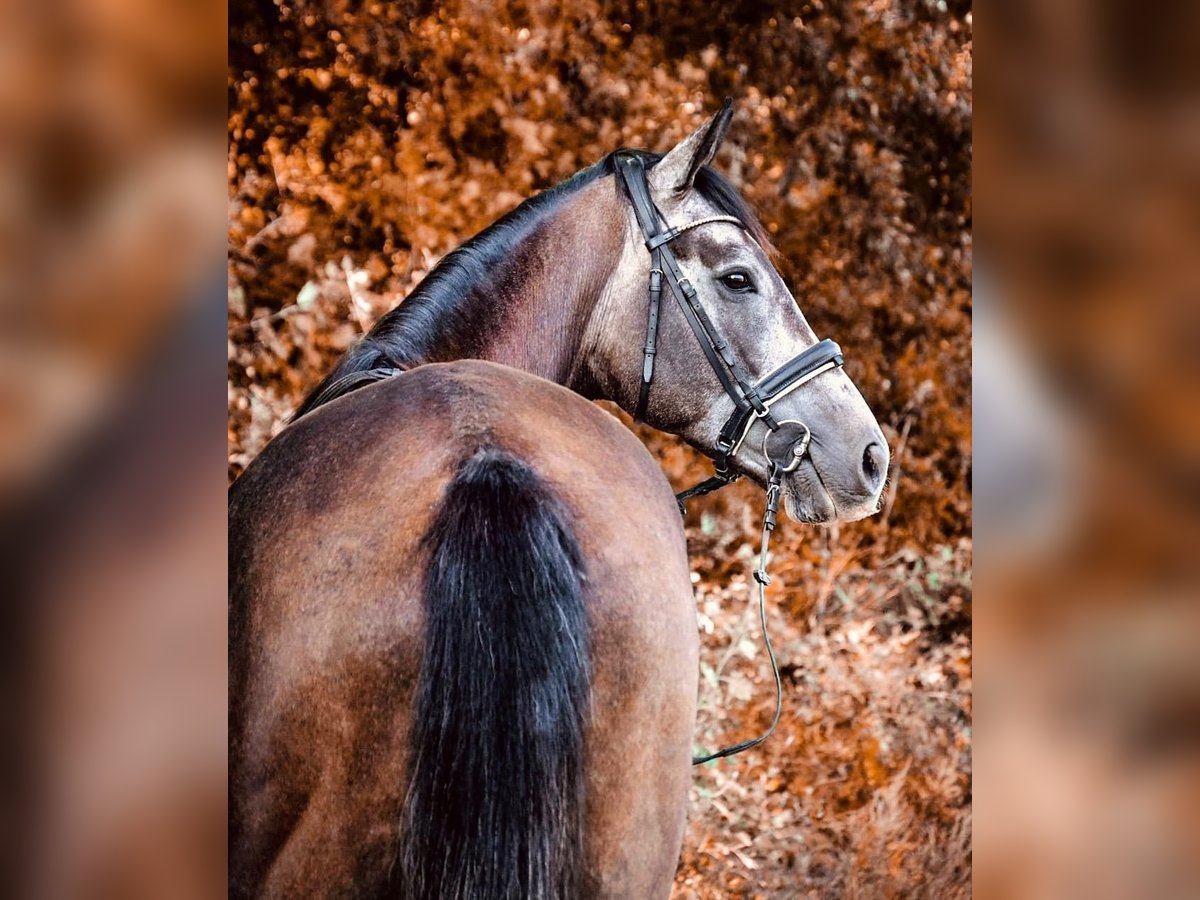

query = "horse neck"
[384, 177, 624, 388]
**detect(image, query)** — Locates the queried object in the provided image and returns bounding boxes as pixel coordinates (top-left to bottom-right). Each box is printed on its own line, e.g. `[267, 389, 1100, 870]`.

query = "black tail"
[396, 448, 590, 900]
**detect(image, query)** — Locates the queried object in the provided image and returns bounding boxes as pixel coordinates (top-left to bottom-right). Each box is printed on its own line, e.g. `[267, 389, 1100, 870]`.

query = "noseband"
[614, 152, 847, 764]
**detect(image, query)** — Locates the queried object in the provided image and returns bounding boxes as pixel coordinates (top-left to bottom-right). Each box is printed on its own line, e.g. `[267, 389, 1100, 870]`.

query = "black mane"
[291, 149, 768, 421]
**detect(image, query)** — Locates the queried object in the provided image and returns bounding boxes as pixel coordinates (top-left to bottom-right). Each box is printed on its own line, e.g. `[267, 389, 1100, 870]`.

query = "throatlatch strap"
[674, 472, 739, 514]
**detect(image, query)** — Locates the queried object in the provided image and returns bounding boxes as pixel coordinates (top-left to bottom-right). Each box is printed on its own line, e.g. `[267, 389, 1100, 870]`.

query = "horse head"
[583, 102, 889, 524]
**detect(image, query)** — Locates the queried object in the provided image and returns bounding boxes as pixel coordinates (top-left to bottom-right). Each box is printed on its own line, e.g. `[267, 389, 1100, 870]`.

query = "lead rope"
[690, 425, 810, 765]
[692, 464, 786, 765]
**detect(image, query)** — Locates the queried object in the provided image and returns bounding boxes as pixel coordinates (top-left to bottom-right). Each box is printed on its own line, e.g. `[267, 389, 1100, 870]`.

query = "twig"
[714, 580, 764, 680]
[228, 302, 303, 335]
[730, 847, 760, 871]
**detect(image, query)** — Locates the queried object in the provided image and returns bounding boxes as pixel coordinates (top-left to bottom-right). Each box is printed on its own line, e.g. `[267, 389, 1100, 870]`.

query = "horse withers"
[230, 362, 697, 897]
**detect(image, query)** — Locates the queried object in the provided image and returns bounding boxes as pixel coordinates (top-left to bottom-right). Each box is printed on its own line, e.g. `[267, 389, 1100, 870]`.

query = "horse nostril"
[862, 441, 886, 490]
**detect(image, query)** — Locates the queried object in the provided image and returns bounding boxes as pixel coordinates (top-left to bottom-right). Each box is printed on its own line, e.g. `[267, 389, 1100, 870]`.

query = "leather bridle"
[613, 152, 848, 764]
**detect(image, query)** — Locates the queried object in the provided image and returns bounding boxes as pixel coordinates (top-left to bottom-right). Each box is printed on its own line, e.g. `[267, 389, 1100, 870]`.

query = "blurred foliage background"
[228, 0, 972, 895]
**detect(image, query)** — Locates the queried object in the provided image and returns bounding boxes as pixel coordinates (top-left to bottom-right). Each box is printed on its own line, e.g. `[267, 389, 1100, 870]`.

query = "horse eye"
[720, 271, 754, 293]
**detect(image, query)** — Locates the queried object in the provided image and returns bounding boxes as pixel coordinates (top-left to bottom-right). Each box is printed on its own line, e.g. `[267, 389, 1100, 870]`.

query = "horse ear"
[650, 98, 735, 195]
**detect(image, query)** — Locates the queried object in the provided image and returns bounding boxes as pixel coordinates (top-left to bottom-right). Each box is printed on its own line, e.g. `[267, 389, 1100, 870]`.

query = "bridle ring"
[762, 419, 811, 474]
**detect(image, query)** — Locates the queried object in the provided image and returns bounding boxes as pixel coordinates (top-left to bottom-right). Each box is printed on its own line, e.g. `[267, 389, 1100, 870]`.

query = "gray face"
[590, 112, 889, 524]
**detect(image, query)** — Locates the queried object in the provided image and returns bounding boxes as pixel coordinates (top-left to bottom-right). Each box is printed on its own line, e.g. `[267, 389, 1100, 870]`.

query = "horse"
[230, 102, 889, 898]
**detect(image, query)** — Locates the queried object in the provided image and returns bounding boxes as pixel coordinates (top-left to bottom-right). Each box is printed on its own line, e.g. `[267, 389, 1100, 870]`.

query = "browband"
[645, 215, 743, 251]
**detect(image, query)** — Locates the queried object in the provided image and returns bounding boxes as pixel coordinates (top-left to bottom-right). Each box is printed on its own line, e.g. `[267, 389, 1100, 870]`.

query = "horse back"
[230, 360, 697, 898]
